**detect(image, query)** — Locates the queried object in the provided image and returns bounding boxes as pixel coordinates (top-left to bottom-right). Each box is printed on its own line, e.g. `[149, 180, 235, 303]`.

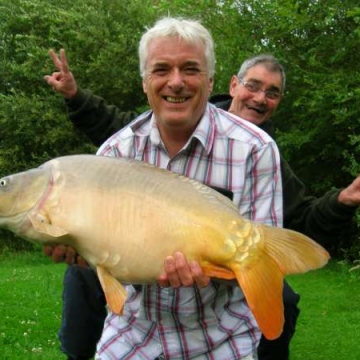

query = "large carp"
[0, 154, 329, 340]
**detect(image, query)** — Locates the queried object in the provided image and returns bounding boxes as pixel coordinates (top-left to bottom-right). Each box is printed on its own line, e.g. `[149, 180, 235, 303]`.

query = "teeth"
[166, 97, 186, 103]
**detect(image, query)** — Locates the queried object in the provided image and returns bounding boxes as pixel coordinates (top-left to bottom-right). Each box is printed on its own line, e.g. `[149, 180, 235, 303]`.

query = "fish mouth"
[163, 96, 190, 103]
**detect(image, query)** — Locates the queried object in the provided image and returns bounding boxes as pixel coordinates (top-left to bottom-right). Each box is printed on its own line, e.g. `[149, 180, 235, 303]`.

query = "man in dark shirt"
[44, 51, 360, 360]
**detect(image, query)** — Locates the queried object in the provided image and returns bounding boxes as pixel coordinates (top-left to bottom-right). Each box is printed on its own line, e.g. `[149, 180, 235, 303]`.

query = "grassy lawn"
[0, 251, 359, 359]
[288, 261, 360, 359]
[0, 251, 66, 360]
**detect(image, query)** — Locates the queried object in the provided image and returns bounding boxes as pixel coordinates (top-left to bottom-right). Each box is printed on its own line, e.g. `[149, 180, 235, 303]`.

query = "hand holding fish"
[158, 252, 210, 288]
[43, 245, 89, 267]
[43, 48, 78, 99]
[45, 244, 210, 289]
[338, 174, 360, 206]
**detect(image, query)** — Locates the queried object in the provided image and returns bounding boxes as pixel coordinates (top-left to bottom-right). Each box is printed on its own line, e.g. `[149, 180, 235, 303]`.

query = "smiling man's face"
[142, 35, 213, 136]
[228, 64, 283, 126]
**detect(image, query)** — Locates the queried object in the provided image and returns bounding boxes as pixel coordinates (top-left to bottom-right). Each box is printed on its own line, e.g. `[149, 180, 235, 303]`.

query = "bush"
[0, 0, 359, 254]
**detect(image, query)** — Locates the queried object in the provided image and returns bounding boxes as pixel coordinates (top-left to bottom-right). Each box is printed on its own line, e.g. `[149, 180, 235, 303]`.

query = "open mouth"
[164, 96, 189, 103]
[246, 105, 265, 114]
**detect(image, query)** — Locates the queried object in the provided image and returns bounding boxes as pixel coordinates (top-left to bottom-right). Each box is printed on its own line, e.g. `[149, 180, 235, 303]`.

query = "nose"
[168, 69, 184, 91]
[253, 90, 267, 104]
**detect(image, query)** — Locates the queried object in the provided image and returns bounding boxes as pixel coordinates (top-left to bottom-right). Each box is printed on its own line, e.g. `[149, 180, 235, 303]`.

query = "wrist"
[63, 87, 78, 100]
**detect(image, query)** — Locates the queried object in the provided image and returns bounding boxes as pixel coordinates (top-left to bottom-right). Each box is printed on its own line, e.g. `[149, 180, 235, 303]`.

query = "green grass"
[288, 261, 360, 359]
[0, 252, 359, 359]
[0, 251, 66, 360]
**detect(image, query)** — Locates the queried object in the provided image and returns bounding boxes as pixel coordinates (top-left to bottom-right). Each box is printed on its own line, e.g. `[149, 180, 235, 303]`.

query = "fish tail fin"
[234, 252, 284, 340]
[231, 223, 329, 340]
[97, 266, 127, 315]
[261, 225, 330, 274]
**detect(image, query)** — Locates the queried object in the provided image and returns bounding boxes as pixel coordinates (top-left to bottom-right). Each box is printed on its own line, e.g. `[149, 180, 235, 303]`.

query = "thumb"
[43, 75, 55, 87]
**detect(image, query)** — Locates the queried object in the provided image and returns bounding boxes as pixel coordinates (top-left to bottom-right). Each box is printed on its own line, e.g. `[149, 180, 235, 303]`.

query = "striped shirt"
[95, 103, 283, 360]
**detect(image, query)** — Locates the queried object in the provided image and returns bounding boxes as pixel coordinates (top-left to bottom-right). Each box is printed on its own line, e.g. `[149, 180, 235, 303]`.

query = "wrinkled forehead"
[146, 36, 208, 68]
[140, 33, 214, 79]
[244, 64, 283, 90]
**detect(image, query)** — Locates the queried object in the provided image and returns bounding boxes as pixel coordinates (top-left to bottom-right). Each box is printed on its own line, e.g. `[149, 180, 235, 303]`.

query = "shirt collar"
[131, 103, 216, 156]
[190, 103, 216, 155]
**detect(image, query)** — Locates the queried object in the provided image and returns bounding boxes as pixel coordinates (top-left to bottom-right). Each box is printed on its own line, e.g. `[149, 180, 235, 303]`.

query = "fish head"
[0, 167, 51, 231]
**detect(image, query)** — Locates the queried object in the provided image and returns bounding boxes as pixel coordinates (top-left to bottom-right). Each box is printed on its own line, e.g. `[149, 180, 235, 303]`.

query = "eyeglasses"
[238, 78, 282, 100]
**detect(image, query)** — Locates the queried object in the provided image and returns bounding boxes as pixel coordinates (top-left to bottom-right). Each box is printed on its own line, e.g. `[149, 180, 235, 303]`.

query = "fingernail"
[165, 257, 174, 268]
[190, 261, 198, 270]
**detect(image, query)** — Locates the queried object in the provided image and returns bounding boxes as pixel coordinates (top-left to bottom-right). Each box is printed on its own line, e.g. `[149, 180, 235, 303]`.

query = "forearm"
[66, 88, 137, 146]
[285, 189, 357, 246]
[282, 158, 357, 245]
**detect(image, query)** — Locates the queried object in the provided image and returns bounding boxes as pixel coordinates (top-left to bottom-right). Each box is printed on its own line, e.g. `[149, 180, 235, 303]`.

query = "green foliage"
[250, 0, 360, 190]
[0, 0, 149, 172]
[0, 0, 359, 254]
[0, 0, 153, 252]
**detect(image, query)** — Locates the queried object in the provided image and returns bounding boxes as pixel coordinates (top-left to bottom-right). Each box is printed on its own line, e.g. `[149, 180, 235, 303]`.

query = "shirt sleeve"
[240, 140, 283, 228]
[65, 88, 138, 146]
[281, 158, 357, 246]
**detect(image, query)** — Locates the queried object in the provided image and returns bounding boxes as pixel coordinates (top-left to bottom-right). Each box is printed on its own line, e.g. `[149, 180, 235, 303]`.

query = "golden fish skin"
[0, 154, 330, 340]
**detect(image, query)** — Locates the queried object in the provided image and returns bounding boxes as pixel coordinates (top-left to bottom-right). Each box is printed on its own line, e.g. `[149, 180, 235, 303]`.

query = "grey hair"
[138, 17, 215, 79]
[237, 54, 286, 91]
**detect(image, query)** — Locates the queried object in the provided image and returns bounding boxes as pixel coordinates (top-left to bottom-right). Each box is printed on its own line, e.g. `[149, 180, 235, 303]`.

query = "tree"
[0, 0, 359, 254]
[0, 0, 152, 250]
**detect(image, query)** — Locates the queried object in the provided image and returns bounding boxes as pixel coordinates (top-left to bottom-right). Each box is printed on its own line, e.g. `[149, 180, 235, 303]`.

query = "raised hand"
[43, 49, 78, 99]
[338, 174, 360, 207]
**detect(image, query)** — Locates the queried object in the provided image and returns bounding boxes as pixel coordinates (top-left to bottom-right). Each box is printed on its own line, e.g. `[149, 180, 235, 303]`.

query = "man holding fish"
[44, 18, 356, 359]
[43, 16, 289, 360]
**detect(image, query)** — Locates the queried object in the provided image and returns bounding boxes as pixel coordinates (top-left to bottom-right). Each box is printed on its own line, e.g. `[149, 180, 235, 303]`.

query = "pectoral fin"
[97, 266, 127, 315]
[201, 262, 235, 280]
[233, 253, 284, 340]
[28, 214, 68, 237]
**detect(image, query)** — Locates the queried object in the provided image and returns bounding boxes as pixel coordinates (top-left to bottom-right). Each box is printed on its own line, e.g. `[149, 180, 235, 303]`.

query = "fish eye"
[0, 179, 7, 187]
